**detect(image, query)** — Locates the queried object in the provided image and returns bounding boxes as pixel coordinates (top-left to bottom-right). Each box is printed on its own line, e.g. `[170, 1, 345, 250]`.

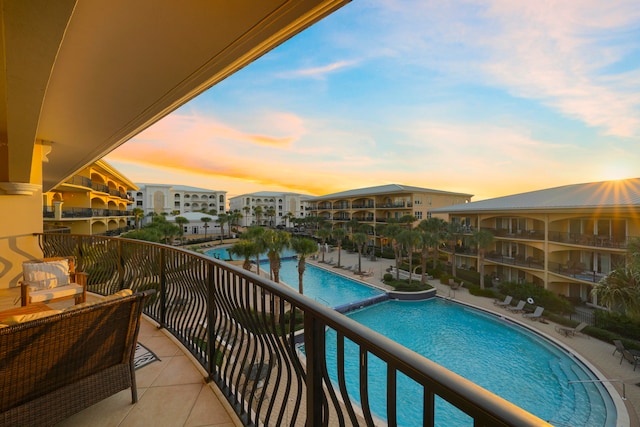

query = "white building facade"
[129, 184, 227, 224]
[229, 191, 311, 227]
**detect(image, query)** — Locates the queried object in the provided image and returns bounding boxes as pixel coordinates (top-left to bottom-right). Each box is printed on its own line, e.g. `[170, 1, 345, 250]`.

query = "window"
[414, 198, 422, 205]
[414, 211, 423, 220]
[427, 211, 432, 219]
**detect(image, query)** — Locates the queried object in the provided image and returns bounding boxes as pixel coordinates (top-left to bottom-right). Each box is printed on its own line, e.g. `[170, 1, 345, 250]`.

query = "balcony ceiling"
[0, 0, 348, 192]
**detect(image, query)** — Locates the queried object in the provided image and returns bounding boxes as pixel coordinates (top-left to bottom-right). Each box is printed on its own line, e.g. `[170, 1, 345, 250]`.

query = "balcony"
[34, 233, 548, 427]
[548, 261, 607, 283]
[548, 231, 632, 249]
[64, 176, 92, 188]
[488, 228, 545, 240]
[485, 252, 544, 270]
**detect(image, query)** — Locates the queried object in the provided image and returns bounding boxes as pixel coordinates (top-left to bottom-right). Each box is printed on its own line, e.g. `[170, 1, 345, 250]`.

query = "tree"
[228, 240, 259, 271]
[331, 227, 347, 268]
[592, 238, 640, 318]
[290, 237, 317, 293]
[261, 229, 290, 282]
[470, 229, 495, 289]
[253, 206, 263, 226]
[174, 216, 189, 242]
[416, 222, 439, 285]
[317, 225, 332, 263]
[419, 217, 447, 269]
[446, 221, 464, 278]
[380, 221, 403, 279]
[216, 213, 229, 241]
[132, 208, 145, 230]
[353, 232, 368, 274]
[244, 226, 266, 276]
[265, 207, 276, 227]
[201, 217, 212, 239]
[398, 228, 421, 284]
[243, 206, 251, 226]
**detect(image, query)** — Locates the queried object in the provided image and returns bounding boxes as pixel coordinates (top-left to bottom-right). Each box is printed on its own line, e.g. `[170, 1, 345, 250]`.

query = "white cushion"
[22, 260, 70, 289]
[28, 284, 84, 303]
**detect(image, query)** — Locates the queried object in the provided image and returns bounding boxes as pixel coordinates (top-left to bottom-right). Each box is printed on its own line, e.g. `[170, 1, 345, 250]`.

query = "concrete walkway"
[306, 248, 640, 426]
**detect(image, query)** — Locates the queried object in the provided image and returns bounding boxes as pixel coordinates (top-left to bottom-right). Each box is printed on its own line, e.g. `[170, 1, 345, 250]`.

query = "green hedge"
[498, 281, 573, 314]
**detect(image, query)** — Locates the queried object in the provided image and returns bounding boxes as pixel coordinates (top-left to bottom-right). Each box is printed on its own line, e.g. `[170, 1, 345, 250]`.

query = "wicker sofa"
[0, 291, 151, 427]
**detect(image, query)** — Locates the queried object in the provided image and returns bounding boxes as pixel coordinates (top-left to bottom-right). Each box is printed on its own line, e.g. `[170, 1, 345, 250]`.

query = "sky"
[106, 0, 640, 202]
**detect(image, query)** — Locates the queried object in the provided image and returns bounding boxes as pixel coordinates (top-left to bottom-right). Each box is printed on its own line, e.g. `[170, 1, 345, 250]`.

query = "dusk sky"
[106, 1, 640, 202]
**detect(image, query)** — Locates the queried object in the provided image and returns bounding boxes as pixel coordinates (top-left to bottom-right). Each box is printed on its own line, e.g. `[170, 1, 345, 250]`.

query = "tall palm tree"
[244, 226, 266, 276]
[242, 206, 251, 226]
[416, 222, 438, 285]
[228, 239, 258, 271]
[398, 228, 421, 284]
[419, 217, 447, 269]
[216, 213, 229, 241]
[201, 217, 212, 239]
[446, 221, 464, 279]
[470, 229, 495, 289]
[174, 216, 189, 242]
[290, 237, 317, 293]
[317, 225, 332, 263]
[591, 266, 640, 318]
[265, 207, 276, 227]
[261, 229, 290, 282]
[381, 221, 403, 280]
[131, 207, 145, 230]
[353, 232, 368, 274]
[253, 205, 263, 226]
[331, 227, 347, 267]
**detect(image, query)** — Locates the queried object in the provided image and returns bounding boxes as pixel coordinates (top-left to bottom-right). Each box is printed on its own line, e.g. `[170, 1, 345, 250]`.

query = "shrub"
[439, 274, 450, 285]
[468, 285, 499, 298]
[595, 310, 640, 339]
[498, 281, 573, 314]
[383, 273, 393, 282]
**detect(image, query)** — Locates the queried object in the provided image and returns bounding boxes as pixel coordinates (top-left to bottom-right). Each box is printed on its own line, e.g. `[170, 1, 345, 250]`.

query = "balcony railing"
[36, 233, 549, 427]
[548, 231, 632, 249]
[486, 228, 544, 240]
[64, 175, 92, 188]
[485, 253, 544, 269]
[548, 261, 607, 283]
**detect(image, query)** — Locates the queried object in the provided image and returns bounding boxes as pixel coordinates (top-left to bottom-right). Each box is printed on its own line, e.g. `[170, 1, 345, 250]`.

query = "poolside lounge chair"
[622, 349, 640, 371]
[555, 322, 587, 337]
[505, 300, 526, 313]
[523, 306, 544, 320]
[493, 295, 512, 307]
[360, 268, 374, 277]
[612, 339, 625, 361]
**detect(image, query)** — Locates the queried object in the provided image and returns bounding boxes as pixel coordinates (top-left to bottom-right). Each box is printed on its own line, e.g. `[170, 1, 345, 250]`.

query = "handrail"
[36, 233, 550, 427]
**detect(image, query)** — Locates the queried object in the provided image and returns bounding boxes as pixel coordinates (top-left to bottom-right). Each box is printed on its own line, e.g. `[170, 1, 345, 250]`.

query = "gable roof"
[431, 178, 640, 213]
[308, 184, 473, 201]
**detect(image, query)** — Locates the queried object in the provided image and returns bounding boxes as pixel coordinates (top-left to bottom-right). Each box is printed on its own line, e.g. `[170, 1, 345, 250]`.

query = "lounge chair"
[504, 300, 526, 313]
[622, 349, 640, 371]
[612, 339, 625, 361]
[555, 322, 587, 337]
[523, 306, 544, 320]
[493, 295, 512, 307]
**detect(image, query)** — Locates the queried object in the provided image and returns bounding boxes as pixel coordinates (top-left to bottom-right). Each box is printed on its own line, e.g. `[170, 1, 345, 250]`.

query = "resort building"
[306, 184, 472, 245]
[42, 160, 137, 236]
[431, 178, 640, 304]
[130, 184, 226, 222]
[229, 191, 311, 227]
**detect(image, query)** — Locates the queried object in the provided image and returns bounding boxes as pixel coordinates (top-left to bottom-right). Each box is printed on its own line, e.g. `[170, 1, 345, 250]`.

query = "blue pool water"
[325, 299, 615, 426]
[207, 247, 297, 261]
[207, 247, 615, 426]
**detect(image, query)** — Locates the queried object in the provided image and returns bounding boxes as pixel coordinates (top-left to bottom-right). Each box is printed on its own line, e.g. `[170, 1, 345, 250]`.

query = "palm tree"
[201, 217, 212, 239]
[380, 221, 403, 280]
[253, 206, 263, 226]
[419, 217, 447, 269]
[331, 227, 347, 267]
[216, 213, 229, 241]
[228, 240, 259, 271]
[243, 206, 251, 226]
[261, 229, 290, 282]
[244, 226, 266, 276]
[317, 225, 332, 263]
[290, 237, 317, 293]
[416, 222, 439, 285]
[446, 221, 464, 279]
[353, 232, 368, 274]
[470, 229, 495, 289]
[174, 216, 189, 243]
[398, 228, 421, 284]
[132, 207, 145, 230]
[265, 207, 276, 227]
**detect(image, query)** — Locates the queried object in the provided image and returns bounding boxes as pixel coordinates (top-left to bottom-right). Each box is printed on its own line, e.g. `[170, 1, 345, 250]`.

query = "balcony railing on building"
[36, 233, 548, 427]
[548, 231, 631, 249]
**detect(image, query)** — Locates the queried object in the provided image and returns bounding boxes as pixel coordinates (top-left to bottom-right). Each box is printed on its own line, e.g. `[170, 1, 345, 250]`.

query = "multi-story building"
[229, 191, 311, 227]
[431, 178, 640, 304]
[306, 184, 473, 245]
[42, 160, 137, 235]
[130, 184, 226, 221]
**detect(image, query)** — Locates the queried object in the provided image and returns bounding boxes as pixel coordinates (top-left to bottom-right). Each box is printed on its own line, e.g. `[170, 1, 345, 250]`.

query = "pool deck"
[307, 250, 640, 426]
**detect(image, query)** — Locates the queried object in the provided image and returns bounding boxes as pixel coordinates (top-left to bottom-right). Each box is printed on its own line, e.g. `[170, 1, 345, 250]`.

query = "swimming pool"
[207, 247, 297, 261]
[324, 299, 616, 426]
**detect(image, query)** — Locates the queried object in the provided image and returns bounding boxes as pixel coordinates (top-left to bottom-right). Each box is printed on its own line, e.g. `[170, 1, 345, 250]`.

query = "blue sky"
[106, 1, 640, 201]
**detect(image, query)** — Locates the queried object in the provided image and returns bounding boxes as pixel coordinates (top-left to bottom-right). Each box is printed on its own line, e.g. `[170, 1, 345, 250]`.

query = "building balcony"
[31, 232, 549, 427]
[486, 228, 545, 240]
[485, 252, 544, 270]
[548, 231, 632, 249]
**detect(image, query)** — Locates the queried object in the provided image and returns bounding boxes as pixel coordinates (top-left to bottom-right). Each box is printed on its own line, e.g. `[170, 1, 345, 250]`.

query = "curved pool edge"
[437, 296, 629, 427]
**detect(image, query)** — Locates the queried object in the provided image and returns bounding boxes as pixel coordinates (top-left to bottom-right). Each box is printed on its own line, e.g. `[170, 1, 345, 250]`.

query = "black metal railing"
[486, 228, 545, 240]
[64, 175, 92, 188]
[548, 231, 632, 249]
[548, 261, 607, 283]
[36, 233, 549, 427]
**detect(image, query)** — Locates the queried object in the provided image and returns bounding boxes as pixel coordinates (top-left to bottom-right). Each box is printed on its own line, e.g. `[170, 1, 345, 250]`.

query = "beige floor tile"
[119, 384, 202, 427]
[151, 354, 205, 387]
[143, 334, 183, 357]
[57, 387, 147, 427]
[184, 385, 235, 427]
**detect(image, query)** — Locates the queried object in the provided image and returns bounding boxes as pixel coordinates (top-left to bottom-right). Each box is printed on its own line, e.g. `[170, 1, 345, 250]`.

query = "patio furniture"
[0, 291, 151, 426]
[612, 339, 625, 362]
[505, 300, 526, 313]
[622, 349, 640, 371]
[523, 306, 544, 321]
[493, 295, 512, 307]
[20, 256, 87, 307]
[555, 322, 587, 337]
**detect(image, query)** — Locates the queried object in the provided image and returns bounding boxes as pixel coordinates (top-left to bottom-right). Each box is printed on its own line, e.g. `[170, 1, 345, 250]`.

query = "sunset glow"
[106, 1, 640, 201]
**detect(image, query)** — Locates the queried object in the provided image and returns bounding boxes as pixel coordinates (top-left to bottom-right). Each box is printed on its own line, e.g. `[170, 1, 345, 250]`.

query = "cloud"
[277, 60, 358, 79]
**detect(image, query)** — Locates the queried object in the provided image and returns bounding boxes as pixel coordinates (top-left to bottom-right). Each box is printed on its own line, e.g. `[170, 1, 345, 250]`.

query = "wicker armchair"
[0, 291, 151, 426]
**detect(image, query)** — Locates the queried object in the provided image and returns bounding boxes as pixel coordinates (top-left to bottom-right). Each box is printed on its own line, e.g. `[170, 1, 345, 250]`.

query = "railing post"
[159, 247, 167, 327]
[304, 313, 325, 426]
[206, 262, 217, 380]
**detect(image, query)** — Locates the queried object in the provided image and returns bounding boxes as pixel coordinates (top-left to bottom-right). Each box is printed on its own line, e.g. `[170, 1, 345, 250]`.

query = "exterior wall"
[229, 192, 309, 227]
[446, 208, 640, 303]
[42, 161, 136, 236]
[131, 185, 227, 223]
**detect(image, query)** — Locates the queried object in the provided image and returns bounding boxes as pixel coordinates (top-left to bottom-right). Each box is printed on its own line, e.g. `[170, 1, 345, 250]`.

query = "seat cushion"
[1, 309, 62, 325]
[23, 259, 70, 289]
[28, 284, 84, 303]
